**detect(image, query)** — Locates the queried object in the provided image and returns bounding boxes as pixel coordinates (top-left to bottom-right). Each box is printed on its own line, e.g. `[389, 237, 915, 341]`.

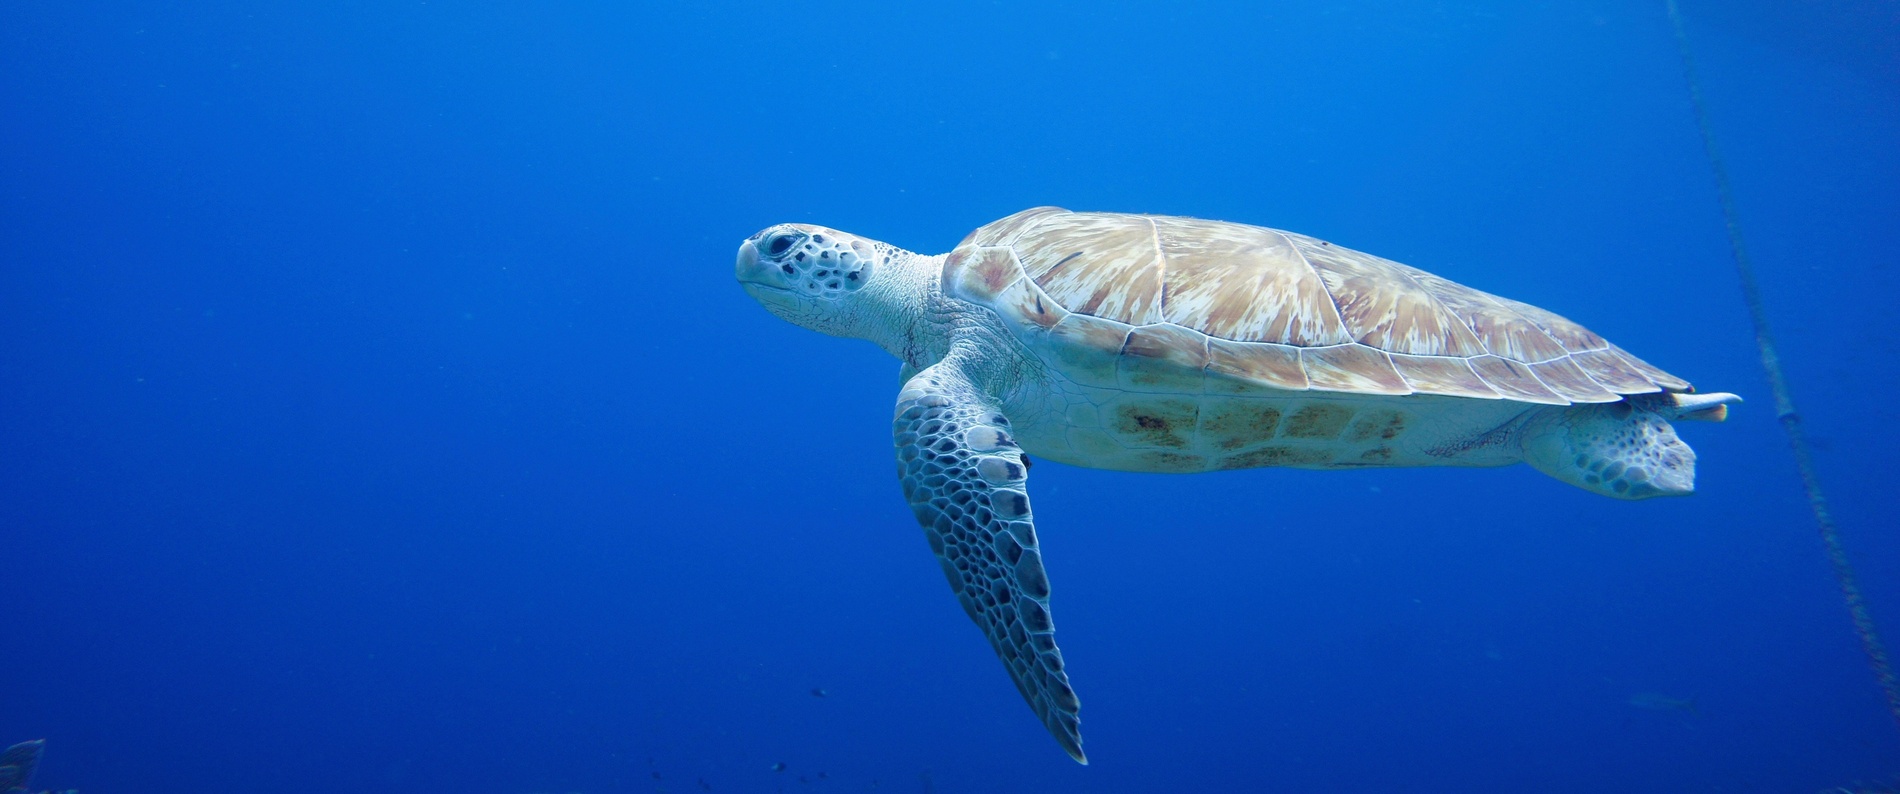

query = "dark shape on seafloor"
[1, 740, 43, 793]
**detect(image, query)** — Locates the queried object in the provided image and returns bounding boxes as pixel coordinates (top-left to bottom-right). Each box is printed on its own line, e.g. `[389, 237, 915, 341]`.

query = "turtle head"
[737, 223, 905, 340]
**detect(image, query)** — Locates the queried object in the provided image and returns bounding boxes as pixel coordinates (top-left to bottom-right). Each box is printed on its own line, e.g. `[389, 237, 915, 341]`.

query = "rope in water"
[1664, 0, 1900, 732]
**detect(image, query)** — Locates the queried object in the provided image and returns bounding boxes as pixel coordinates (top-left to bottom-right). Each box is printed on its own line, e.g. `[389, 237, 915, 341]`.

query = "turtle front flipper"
[894, 363, 1084, 764]
[0, 739, 45, 791]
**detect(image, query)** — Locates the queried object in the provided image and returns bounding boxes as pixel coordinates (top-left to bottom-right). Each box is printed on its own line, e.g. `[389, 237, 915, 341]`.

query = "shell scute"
[1017, 214, 1163, 326]
[1205, 339, 1308, 394]
[1388, 353, 1500, 399]
[1497, 296, 1609, 354]
[1469, 355, 1567, 405]
[1042, 313, 1131, 388]
[1569, 348, 1662, 394]
[1150, 217, 1350, 346]
[997, 275, 1067, 333]
[1286, 235, 1487, 358]
[1118, 324, 1209, 391]
[1609, 344, 1690, 392]
[943, 245, 1024, 306]
[1530, 356, 1621, 403]
[1300, 345, 1411, 395]
[1404, 271, 1571, 362]
[956, 208, 1697, 404]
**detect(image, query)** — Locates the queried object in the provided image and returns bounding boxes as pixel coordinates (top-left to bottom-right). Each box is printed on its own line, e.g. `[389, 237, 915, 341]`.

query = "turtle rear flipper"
[0, 739, 44, 792]
[1670, 391, 1740, 422]
[1521, 393, 1739, 499]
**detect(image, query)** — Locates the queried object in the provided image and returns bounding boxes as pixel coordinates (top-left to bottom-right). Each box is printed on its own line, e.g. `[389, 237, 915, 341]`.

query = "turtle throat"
[844, 248, 947, 367]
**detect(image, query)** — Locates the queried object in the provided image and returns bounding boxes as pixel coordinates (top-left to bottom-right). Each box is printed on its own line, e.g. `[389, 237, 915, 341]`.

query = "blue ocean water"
[3, 1, 1897, 791]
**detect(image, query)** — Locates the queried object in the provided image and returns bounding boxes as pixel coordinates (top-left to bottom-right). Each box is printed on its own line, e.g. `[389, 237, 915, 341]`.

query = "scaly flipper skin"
[0, 739, 44, 791]
[894, 362, 1085, 763]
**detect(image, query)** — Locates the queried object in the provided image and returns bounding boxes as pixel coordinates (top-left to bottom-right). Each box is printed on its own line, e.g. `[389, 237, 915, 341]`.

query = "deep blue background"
[4, 2, 1897, 791]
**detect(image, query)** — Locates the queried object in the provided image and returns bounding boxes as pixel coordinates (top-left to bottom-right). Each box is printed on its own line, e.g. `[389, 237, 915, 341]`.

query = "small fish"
[809, 687, 828, 698]
[1627, 692, 1699, 715]
[771, 762, 787, 772]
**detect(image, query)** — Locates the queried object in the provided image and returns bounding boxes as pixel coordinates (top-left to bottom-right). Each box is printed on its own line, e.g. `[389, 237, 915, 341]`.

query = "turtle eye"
[765, 233, 798, 256]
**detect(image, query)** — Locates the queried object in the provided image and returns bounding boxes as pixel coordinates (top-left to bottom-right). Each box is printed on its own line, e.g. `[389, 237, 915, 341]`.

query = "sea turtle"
[735, 207, 1738, 763]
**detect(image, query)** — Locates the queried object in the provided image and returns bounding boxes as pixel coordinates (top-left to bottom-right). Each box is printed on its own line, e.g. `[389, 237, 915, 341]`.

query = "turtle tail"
[1520, 392, 1741, 499]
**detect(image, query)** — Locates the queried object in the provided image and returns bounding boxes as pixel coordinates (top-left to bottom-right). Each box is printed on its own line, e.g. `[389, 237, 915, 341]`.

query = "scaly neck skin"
[815, 247, 1018, 395]
[860, 250, 952, 369]
[867, 249, 1028, 398]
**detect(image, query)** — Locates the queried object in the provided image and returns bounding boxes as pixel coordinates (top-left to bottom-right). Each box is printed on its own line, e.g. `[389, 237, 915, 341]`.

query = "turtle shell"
[941, 207, 1690, 405]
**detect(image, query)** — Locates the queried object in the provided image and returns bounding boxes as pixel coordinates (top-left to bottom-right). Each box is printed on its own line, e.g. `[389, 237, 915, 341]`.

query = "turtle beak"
[737, 237, 806, 318]
[735, 237, 788, 291]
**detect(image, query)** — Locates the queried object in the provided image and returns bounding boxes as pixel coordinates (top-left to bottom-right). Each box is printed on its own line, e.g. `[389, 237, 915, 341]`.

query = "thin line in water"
[1664, 0, 1900, 734]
